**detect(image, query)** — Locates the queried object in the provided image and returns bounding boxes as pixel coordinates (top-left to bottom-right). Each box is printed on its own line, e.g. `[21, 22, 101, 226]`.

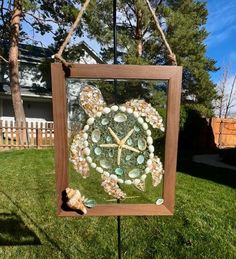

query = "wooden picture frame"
[51, 63, 182, 216]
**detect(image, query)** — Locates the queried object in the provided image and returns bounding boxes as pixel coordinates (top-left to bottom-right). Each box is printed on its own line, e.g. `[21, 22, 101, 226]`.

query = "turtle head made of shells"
[70, 85, 165, 200]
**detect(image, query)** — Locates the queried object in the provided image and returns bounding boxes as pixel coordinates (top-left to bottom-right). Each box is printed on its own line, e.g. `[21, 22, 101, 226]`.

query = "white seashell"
[147, 136, 153, 145]
[83, 147, 90, 156]
[100, 159, 111, 169]
[146, 129, 151, 136]
[125, 180, 132, 185]
[83, 133, 88, 140]
[103, 107, 111, 114]
[118, 179, 124, 184]
[138, 138, 147, 151]
[149, 153, 154, 159]
[87, 118, 94, 125]
[127, 108, 133, 114]
[111, 105, 119, 111]
[119, 106, 126, 112]
[138, 117, 144, 124]
[91, 129, 101, 143]
[103, 171, 110, 177]
[84, 125, 89, 131]
[114, 113, 127, 123]
[110, 174, 118, 181]
[141, 174, 147, 181]
[128, 168, 140, 178]
[86, 156, 92, 163]
[96, 167, 103, 174]
[156, 198, 164, 205]
[96, 112, 102, 117]
[133, 179, 141, 185]
[91, 163, 96, 168]
[133, 111, 139, 118]
[145, 167, 150, 174]
[84, 141, 89, 147]
[142, 122, 148, 130]
[149, 145, 155, 153]
[147, 159, 152, 167]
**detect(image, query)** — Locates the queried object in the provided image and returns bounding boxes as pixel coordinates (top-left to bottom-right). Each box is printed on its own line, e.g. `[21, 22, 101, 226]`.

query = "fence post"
[0, 120, 2, 146]
[36, 123, 42, 148]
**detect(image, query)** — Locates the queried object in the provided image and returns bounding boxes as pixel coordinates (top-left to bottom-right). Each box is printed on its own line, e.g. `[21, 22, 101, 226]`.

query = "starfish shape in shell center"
[100, 127, 140, 166]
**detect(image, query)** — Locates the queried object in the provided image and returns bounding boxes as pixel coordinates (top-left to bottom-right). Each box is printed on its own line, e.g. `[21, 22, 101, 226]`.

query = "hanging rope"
[54, 0, 91, 66]
[54, 0, 177, 66]
[144, 0, 177, 65]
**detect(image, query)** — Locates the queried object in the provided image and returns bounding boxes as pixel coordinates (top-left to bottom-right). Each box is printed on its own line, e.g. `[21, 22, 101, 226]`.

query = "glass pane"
[67, 79, 167, 208]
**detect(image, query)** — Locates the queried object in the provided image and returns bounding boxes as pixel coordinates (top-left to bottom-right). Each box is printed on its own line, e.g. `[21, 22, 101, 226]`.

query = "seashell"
[149, 145, 155, 153]
[96, 167, 103, 174]
[145, 167, 150, 174]
[83, 133, 88, 140]
[84, 141, 89, 147]
[128, 168, 140, 178]
[94, 147, 102, 155]
[106, 136, 112, 142]
[108, 149, 114, 157]
[127, 138, 133, 145]
[65, 188, 87, 214]
[142, 122, 148, 130]
[103, 107, 111, 114]
[134, 125, 140, 132]
[100, 159, 111, 169]
[103, 171, 110, 177]
[86, 156, 92, 163]
[138, 117, 144, 124]
[110, 174, 118, 181]
[133, 111, 139, 118]
[149, 153, 154, 159]
[114, 113, 127, 123]
[118, 179, 124, 184]
[101, 175, 126, 199]
[125, 154, 132, 161]
[146, 129, 151, 136]
[91, 163, 96, 168]
[115, 167, 124, 176]
[147, 136, 153, 145]
[87, 117, 95, 125]
[84, 125, 89, 131]
[119, 106, 126, 112]
[137, 155, 145, 164]
[125, 180, 132, 185]
[111, 105, 119, 111]
[91, 129, 101, 143]
[83, 147, 90, 156]
[147, 159, 152, 167]
[96, 112, 102, 117]
[138, 138, 147, 151]
[133, 179, 141, 185]
[101, 118, 109, 125]
[141, 174, 147, 181]
[127, 108, 133, 114]
[156, 198, 164, 205]
[84, 199, 96, 208]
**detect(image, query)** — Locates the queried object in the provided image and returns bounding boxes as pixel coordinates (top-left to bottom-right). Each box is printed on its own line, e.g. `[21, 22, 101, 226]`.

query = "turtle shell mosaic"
[70, 85, 165, 201]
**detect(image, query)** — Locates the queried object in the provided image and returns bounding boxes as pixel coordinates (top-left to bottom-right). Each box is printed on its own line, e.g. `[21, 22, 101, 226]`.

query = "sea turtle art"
[70, 85, 165, 201]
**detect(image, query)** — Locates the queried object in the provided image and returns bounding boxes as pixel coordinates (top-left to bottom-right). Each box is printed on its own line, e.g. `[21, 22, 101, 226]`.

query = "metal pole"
[113, 1, 121, 259]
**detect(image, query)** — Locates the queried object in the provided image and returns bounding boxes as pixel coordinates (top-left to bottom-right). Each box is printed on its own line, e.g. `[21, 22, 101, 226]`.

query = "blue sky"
[205, 0, 236, 83]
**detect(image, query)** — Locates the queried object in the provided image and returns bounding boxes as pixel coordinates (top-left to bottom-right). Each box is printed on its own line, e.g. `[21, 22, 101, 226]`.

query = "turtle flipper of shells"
[70, 131, 90, 178]
[124, 99, 165, 131]
[79, 85, 106, 117]
[150, 156, 164, 187]
[101, 175, 126, 200]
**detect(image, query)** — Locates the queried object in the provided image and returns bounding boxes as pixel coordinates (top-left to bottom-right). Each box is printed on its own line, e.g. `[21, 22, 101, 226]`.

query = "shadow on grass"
[0, 212, 41, 246]
[177, 151, 236, 189]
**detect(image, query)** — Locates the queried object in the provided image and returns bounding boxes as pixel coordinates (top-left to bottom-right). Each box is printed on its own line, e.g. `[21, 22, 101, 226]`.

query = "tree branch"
[54, 0, 91, 66]
[144, 0, 177, 65]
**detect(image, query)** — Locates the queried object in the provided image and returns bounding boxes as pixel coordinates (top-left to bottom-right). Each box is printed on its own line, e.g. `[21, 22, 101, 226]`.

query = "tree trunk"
[9, 0, 28, 144]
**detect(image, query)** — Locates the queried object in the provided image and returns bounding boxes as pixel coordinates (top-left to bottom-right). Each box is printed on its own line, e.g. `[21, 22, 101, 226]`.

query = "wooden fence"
[211, 118, 236, 148]
[0, 120, 54, 149]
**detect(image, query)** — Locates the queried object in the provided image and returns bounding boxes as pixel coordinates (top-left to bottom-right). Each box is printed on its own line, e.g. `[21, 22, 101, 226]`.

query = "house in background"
[0, 41, 104, 125]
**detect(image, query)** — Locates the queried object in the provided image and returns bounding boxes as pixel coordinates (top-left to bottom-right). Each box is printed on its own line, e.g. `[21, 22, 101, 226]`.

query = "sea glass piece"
[84, 199, 96, 208]
[128, 169, 140, 178]
[125, 154, 132, 161]
[134, 125, 140, 132]
[106, 136, 112, 142]
[100, 159, 111, 169]
[115, 167, 124, 176]
[138, 138, 147, 151]
[91, 129, 101, 143]
[127, 138, 133, 145]
[114, 113, 127, 123]
[137, 155, 145, 164]
[101, 118, 109, 125]
[94, 147, 102, 155]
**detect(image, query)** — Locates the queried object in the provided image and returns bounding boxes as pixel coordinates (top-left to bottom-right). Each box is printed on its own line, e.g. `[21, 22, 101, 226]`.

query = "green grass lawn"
[0, 149, 235, 259]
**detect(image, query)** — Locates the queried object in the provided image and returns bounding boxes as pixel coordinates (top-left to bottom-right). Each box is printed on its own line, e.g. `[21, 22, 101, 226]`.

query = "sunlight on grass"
[0, 149, 235, 258]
